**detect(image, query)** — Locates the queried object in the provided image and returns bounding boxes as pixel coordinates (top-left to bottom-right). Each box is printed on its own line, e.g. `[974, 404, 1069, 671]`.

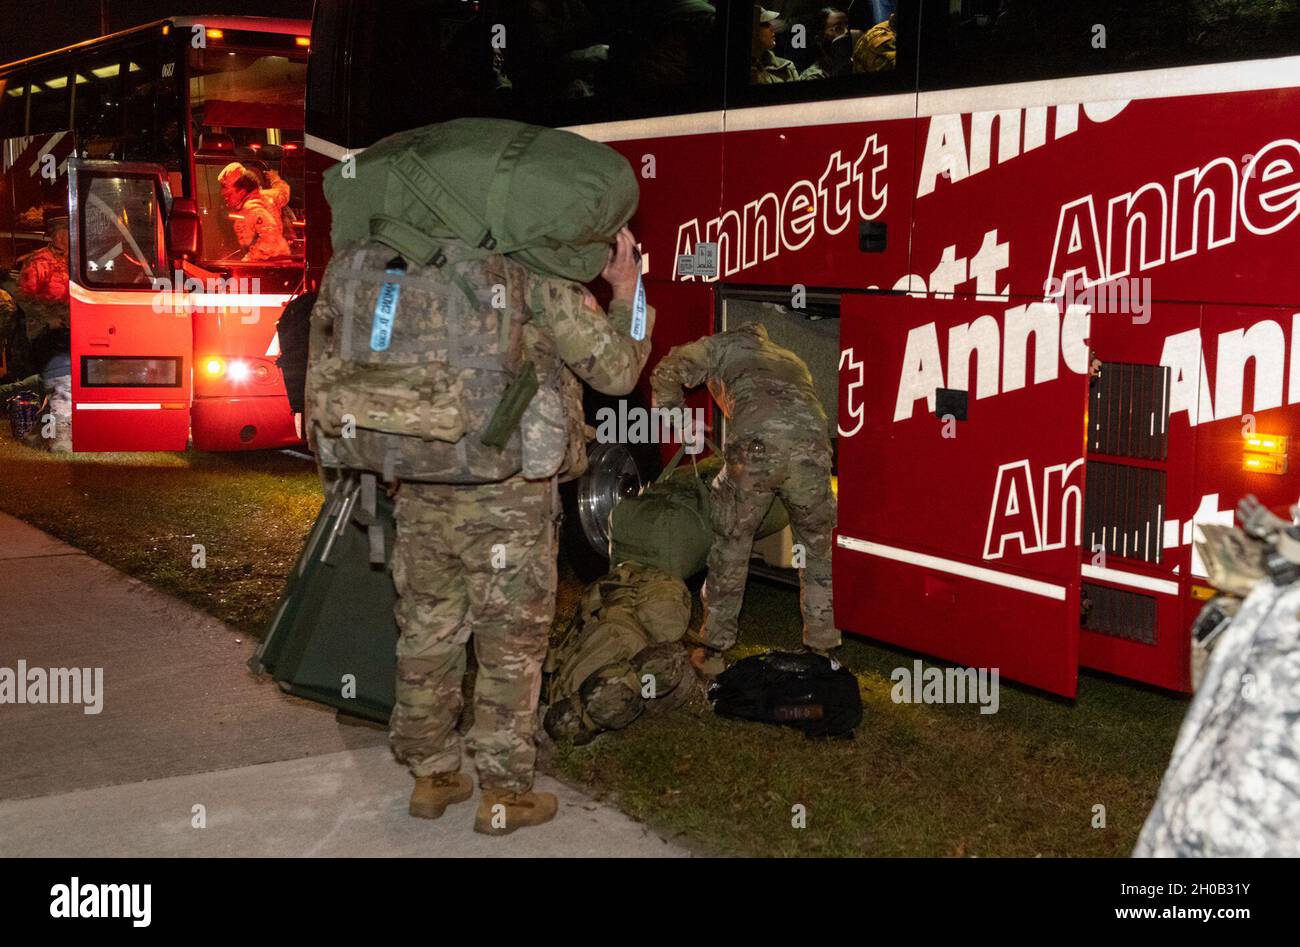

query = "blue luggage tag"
[369, 265, 405, 352]
[631, 270, 647, 342]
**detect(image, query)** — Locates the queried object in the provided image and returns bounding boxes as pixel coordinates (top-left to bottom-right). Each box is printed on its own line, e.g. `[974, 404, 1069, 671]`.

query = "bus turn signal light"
[1244, 433, 1288, 454]
[203, 357, 225, 378]
[1243, 453, 1288, 475]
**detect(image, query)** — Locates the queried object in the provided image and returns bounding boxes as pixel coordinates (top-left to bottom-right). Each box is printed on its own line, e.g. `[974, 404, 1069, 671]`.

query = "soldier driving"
[651, 322, 839, 678]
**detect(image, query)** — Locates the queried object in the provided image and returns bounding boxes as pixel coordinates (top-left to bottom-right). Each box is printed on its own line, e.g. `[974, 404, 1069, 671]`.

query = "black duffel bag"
[707, 651, 861, 739]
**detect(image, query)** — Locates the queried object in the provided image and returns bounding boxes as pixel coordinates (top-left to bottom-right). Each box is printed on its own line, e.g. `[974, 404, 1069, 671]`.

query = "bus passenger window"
[122, 58, 158, 162]
[27, 68, 70, 134]
[0, 78, 25, 138]
[493, 0, 723, 128]
[754, 4, 897, 84]
[73, 60, 124, 159]
[80, 177, 163, 288]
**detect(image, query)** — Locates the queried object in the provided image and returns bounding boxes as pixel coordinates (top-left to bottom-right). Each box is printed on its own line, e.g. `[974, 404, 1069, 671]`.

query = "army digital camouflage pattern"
[651, 323, 838, 652]
[544, 561, 692, 743]
[1135, 577, 1300, 857]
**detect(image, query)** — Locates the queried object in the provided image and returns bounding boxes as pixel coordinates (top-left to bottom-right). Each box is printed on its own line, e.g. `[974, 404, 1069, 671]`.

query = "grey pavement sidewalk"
[0, 513, 688, 857]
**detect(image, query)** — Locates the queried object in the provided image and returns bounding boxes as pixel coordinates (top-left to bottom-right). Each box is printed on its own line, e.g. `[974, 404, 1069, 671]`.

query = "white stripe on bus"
[70, 283, 291, 308]
[74, 403, 164, 410]
[1081, 564, 1179, 596]
[306, 54, 1300, 154]
[835, 534, 1068, 601]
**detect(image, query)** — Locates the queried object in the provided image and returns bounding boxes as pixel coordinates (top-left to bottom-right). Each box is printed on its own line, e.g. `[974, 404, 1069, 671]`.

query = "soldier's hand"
[601, 227, 639, 305]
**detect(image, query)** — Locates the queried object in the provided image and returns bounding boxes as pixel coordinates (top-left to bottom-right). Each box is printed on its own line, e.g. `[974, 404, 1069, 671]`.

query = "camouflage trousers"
[700, 434, 838, 652]
[389, 475, 558, 793]
[19, 375, 72, 452]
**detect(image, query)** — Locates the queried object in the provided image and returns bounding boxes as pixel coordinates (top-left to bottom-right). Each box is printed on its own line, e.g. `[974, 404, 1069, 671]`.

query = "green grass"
[0, 438, 1188, 856]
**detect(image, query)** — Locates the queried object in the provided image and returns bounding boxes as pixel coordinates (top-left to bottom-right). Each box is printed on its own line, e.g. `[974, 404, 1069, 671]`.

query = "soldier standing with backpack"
[389, 229, 649, 834]
[306, 119, 653, 835]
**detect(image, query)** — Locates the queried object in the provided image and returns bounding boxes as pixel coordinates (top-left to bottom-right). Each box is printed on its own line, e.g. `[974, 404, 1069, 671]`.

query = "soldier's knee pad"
[579, 664, 643, 732]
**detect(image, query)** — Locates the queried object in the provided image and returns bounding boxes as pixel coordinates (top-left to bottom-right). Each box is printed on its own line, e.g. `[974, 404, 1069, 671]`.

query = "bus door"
[835, 293, 1091, 697]
[68, 159, 191, 451]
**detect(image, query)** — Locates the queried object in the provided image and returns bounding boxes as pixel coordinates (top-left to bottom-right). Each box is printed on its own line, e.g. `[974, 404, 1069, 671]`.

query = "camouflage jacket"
[650, 322, 828, 446]
[523, 270, 655, 479]
[233, 193, 291, 261]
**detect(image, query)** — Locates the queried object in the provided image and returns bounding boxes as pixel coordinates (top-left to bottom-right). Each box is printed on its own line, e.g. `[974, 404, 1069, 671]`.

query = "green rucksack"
[608, 445, 790, 579]
[324, 118, 638, 281]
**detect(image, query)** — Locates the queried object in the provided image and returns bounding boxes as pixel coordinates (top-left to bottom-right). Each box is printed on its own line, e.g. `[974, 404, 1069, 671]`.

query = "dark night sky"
[0, 0, 314, 65]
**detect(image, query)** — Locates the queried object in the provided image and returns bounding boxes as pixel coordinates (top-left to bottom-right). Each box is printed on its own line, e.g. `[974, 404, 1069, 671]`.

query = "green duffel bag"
[324, 118, 638, 281]
[608, 444, 790, 580]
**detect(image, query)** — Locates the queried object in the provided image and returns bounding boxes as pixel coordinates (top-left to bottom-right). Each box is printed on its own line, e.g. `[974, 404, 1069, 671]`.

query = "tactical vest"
[307, 239, 568, 485]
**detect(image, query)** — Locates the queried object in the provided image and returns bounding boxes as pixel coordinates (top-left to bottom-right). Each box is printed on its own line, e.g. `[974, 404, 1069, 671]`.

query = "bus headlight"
[228, 360, 251, 382]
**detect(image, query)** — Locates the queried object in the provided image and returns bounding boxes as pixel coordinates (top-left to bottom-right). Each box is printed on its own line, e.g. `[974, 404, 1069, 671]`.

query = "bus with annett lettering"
[299, 0, 1300, 697]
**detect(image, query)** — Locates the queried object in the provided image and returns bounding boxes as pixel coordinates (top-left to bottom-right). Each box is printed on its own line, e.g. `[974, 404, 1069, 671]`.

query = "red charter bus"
[0, 15, 310, 451]
[303, 1, 1300, 697]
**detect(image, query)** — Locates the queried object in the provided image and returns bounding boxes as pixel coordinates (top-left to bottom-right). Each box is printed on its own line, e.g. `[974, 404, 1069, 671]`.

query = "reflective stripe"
[836, 534, 1068, 601]
[75, 403, 164, 410]
[1081, 564, 1180, 597]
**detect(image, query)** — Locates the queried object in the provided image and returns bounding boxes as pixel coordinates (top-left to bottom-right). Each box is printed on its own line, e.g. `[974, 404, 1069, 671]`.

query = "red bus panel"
[836, 293, 1089, 696]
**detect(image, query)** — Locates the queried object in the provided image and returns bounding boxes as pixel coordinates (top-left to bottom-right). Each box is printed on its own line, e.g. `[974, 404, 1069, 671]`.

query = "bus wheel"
[561, 441, 652, 581]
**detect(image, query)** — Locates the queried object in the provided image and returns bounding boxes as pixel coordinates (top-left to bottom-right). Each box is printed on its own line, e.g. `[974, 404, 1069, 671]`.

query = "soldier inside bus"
[217, 162, 292, 262]
[752, 7, 799, 82]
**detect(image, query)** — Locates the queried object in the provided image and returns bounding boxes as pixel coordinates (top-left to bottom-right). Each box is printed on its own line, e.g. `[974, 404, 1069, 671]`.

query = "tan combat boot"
[473, 788, 559, 836]
[688, 645, 726, 681]
[409, 772, 474, 820]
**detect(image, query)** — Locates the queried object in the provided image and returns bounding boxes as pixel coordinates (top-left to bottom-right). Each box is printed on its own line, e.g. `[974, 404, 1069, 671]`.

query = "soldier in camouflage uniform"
[368, 228, 653, 834]
[651, 322, 838, 677]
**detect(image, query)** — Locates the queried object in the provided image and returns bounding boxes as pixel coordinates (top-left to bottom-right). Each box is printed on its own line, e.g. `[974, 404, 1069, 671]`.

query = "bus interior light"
[1243, 432, 1288, 454]
[1243, 453, 1288, 475]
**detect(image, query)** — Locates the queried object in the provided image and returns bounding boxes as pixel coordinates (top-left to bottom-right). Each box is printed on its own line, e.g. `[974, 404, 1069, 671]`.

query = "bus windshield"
[189, 44, 307, 266]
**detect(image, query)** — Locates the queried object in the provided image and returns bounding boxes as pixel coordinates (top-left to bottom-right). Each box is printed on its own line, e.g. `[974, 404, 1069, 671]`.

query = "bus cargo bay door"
[69, 160, 191, 451]
[835, 294, 1091, 697]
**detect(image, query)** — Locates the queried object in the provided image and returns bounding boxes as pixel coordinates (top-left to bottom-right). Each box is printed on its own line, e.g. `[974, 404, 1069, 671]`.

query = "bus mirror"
[169, 197, 200, 260]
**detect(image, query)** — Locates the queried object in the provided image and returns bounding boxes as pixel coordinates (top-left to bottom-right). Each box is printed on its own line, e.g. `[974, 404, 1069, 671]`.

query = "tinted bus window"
[28, 67, 70, 134]
[494, 0, 726, 128]
[73, 58, 125, 158]
[122, 51, 159, 162]
[0, 76, 25, 137]
[728, 1, 913, 108]
[327, 0, 726, 147]
[342, 0, 502, 146]
[919, 0, 1300, 91]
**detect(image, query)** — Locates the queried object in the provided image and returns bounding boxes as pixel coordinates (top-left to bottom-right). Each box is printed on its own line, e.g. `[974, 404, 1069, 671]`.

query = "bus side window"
[27, 67, 71, 135]
[729, 1, 912, 106]
[122, 53, 158, 162]
[496, 0, 725, 128]
[918, 0, 1300, 91]
[0, 77, 26, 138]
[73, 59, 125, 159]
